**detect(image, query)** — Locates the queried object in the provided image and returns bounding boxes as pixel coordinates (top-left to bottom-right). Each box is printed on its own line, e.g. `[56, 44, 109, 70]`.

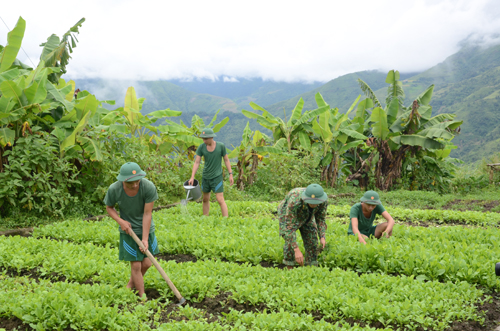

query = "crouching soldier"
[348, 190, 395, 245]
[104, 162, 160, 299]
[278, 184, 328, 269]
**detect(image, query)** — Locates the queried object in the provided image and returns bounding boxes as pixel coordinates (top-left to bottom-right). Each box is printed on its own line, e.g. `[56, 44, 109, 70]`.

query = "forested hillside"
[73, 79, 239, 114]
[264, 71, 417, 116]
[169, 78, 323, 109]
[374, 44, 500, 162]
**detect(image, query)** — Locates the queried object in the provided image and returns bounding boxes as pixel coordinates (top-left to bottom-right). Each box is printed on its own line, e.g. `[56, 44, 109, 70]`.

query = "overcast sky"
[2, 0, 500, 83]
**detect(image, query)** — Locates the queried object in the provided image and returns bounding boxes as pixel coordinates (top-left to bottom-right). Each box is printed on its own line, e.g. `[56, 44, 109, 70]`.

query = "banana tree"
[39, 18, 85, 84]
[228, 121, 285, 190]
[100, 86, 182, 144]
[156, 109, 229, 158]
[0, 17, 102, 164]
[241, 95, 329, 152]
[355, 70, 463, 190]
[310, 93, 366, 187]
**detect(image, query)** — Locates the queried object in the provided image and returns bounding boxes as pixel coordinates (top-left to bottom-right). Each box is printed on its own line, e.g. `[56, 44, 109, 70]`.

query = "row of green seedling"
[0, 274, 161, 331]
[0, 274, 394, 331]
[35, 211, 500, 289]
[165, 200, 499, 225]
[0, 236, 486, 331]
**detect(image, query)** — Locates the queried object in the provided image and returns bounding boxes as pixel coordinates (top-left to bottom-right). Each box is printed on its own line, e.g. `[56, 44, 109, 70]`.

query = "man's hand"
[320, 237, 326, 250]
[120, 221, 132, 235]
[229, 174, 234, 186]
[140, 239, 149, 253]
[382, 228, 393, 238]
[358, 233, 367, 245]
[188, 178, 194, 186]
[294, 247, 304, 266]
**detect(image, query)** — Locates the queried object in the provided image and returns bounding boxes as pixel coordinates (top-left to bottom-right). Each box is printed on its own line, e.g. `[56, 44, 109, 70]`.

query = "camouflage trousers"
[282, 221, 319, 266]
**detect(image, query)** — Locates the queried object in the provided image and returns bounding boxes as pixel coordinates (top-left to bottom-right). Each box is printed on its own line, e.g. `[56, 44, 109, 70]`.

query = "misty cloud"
[1, 0, 500, 83]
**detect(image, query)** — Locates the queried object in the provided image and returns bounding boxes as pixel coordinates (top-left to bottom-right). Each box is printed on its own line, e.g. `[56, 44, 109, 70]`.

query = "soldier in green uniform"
[188, 128, 234, 217]
[278, 184, 328, 269]
[104, 162, 159, 299]
[348, 190, 395, 245]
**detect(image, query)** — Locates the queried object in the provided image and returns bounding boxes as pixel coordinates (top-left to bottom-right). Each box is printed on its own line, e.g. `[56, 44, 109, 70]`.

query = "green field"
[2, 194, 500, 331]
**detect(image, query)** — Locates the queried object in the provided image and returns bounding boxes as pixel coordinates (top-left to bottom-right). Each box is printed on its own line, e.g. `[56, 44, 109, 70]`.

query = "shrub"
[0, 133, 79, 217]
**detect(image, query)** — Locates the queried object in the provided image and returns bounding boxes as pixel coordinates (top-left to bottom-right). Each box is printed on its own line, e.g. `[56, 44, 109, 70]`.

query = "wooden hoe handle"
[128, 231, 185, 302]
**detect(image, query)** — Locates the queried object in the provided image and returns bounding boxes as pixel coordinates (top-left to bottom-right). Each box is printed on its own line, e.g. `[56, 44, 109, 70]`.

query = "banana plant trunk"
[329, 154, 340, 188]
[374, 140, 413, 191]
[248, 153, 259, 186]
[236, 155, 246, 191]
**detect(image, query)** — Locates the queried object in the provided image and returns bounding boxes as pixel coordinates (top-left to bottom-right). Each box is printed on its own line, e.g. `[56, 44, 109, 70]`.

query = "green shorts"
[348, 225, 378, 237]
[119, 232, 160, 261]
[201, 174, 224, 193]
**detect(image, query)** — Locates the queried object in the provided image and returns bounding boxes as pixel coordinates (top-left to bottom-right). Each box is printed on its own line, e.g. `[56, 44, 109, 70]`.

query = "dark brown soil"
[445, 291, 500, 331]
[0, 316, 35, 331]
[441, 199, 500, 213]
[153, 291, 269, 325]
[0, 227, 33, 237]
[0, 266, 96, 285]
[156, 253, 198, 263]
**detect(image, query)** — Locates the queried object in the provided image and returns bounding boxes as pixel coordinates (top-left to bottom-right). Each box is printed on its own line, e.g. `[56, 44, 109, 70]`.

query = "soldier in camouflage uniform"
[278, 184, 328, 269]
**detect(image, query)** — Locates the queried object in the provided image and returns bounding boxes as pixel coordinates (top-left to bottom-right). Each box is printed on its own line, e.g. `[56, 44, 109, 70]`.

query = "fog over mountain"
[3, 0, 500, 83]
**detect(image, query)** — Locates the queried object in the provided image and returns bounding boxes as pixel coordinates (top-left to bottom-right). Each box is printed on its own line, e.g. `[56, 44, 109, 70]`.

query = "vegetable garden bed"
[2, 201, 500, 330]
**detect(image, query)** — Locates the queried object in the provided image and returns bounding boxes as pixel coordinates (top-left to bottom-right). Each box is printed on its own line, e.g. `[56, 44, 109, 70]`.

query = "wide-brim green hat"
[117, 162, 147, 182]
[360, 190, 381, 205]
[301, 184, 328, 205]
[199, 128, 216, 138]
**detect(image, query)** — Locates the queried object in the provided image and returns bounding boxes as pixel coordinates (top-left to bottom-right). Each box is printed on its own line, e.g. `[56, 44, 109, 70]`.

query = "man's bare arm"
[381, 211, 395, 235]
[106, 206, 132, 234]
[223, 154, 234, 185]
[351, 218, 367, 244]
[189, 156, 201, 185]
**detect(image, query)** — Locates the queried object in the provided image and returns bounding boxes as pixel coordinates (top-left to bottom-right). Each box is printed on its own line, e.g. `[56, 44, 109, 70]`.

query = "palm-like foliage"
[358, 79, 381, 108]
[242, 95, 330, 152]
[39, 18, 85, 83]
[348, 70, 462, 190]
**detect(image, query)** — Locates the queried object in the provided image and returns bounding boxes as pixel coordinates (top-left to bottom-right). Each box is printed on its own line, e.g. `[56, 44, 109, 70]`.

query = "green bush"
[245, 151, 321, 200]
[0, 134, 79, 217]
[77, 135, 195, 210]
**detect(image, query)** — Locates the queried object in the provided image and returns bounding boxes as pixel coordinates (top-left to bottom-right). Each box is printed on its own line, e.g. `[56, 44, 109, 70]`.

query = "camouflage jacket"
[278, 188, 328, 247]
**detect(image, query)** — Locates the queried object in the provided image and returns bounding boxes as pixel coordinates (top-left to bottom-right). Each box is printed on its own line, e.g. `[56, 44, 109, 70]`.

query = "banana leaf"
[370, 107, 388, 140]
[0, 17, 25, 73]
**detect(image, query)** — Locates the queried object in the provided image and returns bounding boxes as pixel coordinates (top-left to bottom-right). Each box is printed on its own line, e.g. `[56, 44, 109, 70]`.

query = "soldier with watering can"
[189, 128, 234, 217]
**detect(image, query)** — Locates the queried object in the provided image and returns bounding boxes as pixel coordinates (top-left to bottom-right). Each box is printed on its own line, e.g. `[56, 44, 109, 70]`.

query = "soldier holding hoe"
[348, 190, 395, 244]
[104, 162, 159, 299]
[189, 128, 234, 217]
[278, 184, 328, 269]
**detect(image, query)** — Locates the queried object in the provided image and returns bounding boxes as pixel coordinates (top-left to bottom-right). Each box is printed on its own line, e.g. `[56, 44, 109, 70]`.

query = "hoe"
[129, 231, 186, 306]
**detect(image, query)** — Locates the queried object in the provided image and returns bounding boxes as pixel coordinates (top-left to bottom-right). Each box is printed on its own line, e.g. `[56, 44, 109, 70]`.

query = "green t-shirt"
[195, 142, 227, 179]
[348, 203, 386, 235]
[103, 178, 158, 235]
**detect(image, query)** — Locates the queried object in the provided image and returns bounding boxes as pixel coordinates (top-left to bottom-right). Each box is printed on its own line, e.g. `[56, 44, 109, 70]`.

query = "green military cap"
[199, 128, 216, 138]
[360, 190, 381, 205]
[117, 162, 146, 182]
[301, 184, 328, 204]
